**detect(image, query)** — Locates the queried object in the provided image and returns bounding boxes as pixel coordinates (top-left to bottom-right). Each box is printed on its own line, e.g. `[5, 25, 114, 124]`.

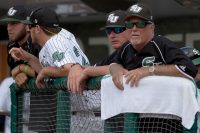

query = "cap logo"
[7, 7, 17, 16]
[193, 49, 200, 56]
[129, 5, 142, 13]
[107, 13, 119, 23]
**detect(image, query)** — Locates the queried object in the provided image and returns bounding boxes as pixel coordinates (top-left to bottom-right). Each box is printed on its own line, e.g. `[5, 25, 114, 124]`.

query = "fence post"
[56, 90, 71, 133]
[124, 113, 139, 133]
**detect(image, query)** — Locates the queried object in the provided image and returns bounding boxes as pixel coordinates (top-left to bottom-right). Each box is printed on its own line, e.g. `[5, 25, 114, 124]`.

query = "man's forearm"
[83, 66, 109, 77]
[153, 65, 191, 79]
[27, 56, 42, 73]
[42, 67, 68, 77]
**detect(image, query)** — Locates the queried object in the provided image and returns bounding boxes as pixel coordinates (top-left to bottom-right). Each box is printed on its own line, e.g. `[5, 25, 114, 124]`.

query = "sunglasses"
[105, 27, 126, 35]
[125, 21, 152, 29]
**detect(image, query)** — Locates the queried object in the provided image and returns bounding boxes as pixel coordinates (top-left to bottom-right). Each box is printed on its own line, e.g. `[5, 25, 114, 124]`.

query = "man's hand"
[14, 72, 28, 87]
[11, 65, 21, 78]
[77, 69, 89, 92]
[9, 47, 33, 62]
[109, 63, 128, 90]
[67, 64, 84, 94]
[125, 67, 150, 87]
[36, 69, 46, 89]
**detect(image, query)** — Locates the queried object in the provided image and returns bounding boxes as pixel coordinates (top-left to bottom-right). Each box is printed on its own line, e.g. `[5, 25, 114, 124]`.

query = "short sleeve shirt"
[39, 28, 90, 67]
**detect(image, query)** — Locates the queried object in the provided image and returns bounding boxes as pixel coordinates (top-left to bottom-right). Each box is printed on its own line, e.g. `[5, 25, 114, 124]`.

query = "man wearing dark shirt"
[0, 5, 40, 86]
[109, 3, 197, 89]
[78, 10, 131, 90]
[78, 10, 131, 132]
[0, 5, 40, 132]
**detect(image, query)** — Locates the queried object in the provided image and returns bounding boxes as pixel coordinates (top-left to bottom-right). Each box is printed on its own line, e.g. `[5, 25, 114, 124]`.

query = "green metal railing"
[10, 76, 198, 133]
[10, 76, 103, 133]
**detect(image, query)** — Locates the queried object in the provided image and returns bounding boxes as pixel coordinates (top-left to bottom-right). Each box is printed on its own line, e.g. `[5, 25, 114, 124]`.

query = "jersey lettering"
[73, 46, 80, 57]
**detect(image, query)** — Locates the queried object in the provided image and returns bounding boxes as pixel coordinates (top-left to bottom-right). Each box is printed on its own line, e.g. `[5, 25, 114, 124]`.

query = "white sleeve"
[47, 36, 78, 67]
[0, 77, 14, 113]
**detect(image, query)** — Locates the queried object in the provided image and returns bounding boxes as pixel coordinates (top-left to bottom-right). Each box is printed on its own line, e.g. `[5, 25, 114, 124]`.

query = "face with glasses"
[105, 27, 131, 49]
[125, 17, 154, 49]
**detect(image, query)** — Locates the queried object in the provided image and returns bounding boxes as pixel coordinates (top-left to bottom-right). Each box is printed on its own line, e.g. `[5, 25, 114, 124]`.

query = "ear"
[150, 23, 155, 29]
[35, 25, 42, 34]
[25, 25, 30, 32]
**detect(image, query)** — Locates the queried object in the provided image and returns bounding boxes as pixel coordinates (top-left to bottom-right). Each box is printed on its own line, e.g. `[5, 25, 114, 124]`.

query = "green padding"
[14, 76, 103, 92]
[11, 76, 103, 133]
[124, 113, 139, 133]
[192, 57, 200, 66]
[56, 90, 71, 133]
[10, 83, 17, 133]
[87, 76, 104, 90]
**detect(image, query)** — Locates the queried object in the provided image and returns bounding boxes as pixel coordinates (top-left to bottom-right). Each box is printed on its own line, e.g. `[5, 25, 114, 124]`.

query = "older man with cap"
[77, 10, 131, 91]
[109, 3, 197, 90]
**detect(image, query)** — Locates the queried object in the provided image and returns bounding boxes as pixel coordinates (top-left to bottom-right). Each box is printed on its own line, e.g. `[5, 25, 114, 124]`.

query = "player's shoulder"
[58, 28, 75, 40]
[152, 35, 175, 48]
[120, 41, 132, 53]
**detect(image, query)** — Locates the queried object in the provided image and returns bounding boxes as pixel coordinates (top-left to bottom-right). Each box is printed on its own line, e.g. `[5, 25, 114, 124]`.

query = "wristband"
[24, 65, 29, 74]
[148, 66, 155, 75]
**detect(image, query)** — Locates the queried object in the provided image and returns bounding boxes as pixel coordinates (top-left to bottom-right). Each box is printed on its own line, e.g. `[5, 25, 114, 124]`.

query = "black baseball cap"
[126, 3, 153, 22]
[23, 7, 60, 28]
[180, 47, 200, 66]
[101, 10, 127, 30]
[0, 5, 29, 24]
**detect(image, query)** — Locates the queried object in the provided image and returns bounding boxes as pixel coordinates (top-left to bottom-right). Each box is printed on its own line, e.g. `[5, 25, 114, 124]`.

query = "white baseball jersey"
[39, 28, 90, 67]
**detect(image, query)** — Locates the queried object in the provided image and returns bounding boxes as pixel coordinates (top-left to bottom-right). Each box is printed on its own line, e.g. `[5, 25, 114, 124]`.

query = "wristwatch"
[148, 66, 155, 75]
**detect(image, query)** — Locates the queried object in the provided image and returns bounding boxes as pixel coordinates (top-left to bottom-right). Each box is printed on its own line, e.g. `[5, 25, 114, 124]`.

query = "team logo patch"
[107, 13, 119, 23]
[129, 5, 142, 13]
[52, 51, 64, 62]
[8, 7, 17, 16]
[142, 56, 155, 67]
